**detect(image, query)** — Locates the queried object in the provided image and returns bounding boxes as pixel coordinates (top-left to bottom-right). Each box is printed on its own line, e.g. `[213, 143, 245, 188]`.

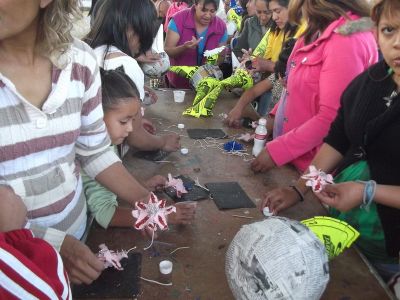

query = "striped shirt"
[0, 39, 120, 250]
[0, 229, 71, 300]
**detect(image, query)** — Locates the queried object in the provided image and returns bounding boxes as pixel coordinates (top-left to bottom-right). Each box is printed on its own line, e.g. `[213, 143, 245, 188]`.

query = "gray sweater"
[233, 16, 266, 59]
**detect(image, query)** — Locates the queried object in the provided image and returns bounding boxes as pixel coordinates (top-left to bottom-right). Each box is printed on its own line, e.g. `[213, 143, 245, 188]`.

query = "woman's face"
[0, 0, 52, 41]
[268, 0, 288, 29]
[246, 0, 257, 17]
[378, 11, 400, 82]
[255, 0, 271, 26]
[104, 99, 140, 145]
[195, 1, 217, 26]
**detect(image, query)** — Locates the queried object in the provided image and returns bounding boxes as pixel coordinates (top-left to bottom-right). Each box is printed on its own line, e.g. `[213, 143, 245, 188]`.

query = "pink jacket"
[267, 13, 378, 172]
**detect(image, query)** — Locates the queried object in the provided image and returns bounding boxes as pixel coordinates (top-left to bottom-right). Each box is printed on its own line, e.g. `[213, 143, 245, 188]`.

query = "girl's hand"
[144, 175, 167, 191]
[136, 51, 161, 64]
[161, 133, 181, 152]
[141, 117, 156, 135]
[315, 182, 364, 212]
[260, 186, 302, 215]
[168, 201, 197, 225]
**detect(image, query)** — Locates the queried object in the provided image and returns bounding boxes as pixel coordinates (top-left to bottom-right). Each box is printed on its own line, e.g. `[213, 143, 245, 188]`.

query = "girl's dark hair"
[274, 37, 296, 79]
[86, 0, 158, 57]
[100, 67, 140, 112]
[289, 0, 370, 45]
[371, 0, 400, 25]
[194, 0, 220, 9]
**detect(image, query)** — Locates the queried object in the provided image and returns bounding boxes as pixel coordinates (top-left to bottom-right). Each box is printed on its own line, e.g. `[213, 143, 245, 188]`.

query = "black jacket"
[325, 60, 400, 258]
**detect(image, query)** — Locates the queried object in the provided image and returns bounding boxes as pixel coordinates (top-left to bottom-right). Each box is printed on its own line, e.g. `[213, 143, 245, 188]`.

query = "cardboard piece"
[132, 150, 169, 162]
[187, 128, 227, 139]
[165, 175, 210, 202]
[205, 182, 256, 209]
[73, 253, 142, 299]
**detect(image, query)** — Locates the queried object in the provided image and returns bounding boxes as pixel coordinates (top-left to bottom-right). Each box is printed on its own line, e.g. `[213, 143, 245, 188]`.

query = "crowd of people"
[0, 0, 398, 298]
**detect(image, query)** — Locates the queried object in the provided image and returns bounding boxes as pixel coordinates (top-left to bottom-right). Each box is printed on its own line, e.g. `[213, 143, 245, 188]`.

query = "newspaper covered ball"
[226, 217, 329, 300]
[141, 52, 170, 77]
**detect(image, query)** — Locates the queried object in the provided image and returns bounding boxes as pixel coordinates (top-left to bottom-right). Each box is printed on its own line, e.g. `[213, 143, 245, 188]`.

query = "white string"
[143, 229, 155, 250]
[140, 276, 173, 286]
[169, 246, 190, 255]
[126, 246, 137, 254]
[232, 214, 254, 219]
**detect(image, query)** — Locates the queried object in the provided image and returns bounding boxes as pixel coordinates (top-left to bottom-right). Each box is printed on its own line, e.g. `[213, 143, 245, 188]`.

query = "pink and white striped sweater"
[0, 39, 120, 250]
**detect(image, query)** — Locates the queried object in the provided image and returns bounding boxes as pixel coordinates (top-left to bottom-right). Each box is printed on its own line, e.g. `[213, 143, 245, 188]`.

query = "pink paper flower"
[165, 173, 188, 198]
[132, 192, 176, 231]
[301, 165, 334, 193]
[97, 244, 128, 271]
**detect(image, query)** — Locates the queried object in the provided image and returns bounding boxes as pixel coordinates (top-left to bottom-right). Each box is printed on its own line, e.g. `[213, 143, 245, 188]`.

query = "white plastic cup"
[159, 260, 173, 274]
[173, 90, 185, 103]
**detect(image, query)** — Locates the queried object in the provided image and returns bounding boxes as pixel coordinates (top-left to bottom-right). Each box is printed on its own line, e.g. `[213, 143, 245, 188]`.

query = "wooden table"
[84, 90, 393, 300]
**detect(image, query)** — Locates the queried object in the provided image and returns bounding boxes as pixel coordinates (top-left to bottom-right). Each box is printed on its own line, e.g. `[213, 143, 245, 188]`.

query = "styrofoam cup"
[173, 90, 185, 103]
[159, 260, 173, 274]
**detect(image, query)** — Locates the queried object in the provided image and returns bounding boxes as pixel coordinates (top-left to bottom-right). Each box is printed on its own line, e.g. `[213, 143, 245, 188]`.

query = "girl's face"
[255, 0, 271, 26]
[378, 11, 400, 84]
[246, 0, 257, 17]
[126, 28, 141, 56]
[268, 1, 288, 29]
[103, 99, 140, 145]
[195, 1, 217, 26]
[0, 0, 52, 41]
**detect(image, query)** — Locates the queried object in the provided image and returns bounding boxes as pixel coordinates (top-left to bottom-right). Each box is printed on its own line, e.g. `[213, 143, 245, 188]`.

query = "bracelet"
[357, 180, 376, 211]
[290, 185, 305, 202]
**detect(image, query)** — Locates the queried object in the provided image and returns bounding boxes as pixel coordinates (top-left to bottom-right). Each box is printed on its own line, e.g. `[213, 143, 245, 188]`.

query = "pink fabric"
[266, 13, 378, 172]
[164, 2, 189, 32]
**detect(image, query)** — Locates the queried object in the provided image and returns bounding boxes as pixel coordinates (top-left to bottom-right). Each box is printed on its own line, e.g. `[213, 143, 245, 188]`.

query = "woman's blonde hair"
[39, 0, 82, 68]
[371, 0, 400, 25]
[289, 0, 370, 44]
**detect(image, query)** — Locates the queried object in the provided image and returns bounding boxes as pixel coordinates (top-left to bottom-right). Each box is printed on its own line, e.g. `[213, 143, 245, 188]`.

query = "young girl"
[83, 69, 196, 229]
[263, 0, 399, 282]
[86, 0, 181, 153]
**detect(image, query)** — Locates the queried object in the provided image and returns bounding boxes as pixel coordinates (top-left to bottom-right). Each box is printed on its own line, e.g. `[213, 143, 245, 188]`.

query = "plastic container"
[252, 118, 268, 157]
[159, 260, 173, 274]
[173, 90, 185, 103]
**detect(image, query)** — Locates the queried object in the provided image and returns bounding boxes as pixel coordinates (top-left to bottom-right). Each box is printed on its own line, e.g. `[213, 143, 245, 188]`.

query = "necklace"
[383, 89, 399, 107]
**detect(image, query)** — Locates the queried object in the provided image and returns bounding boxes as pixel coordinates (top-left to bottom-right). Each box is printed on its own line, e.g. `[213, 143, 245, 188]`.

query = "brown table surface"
[84, 90, 394, 300]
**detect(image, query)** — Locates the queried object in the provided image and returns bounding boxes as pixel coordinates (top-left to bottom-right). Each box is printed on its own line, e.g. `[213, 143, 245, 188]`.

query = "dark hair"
[274, 37, 296, 79]
[100, 67, 140, 112]
[86, 0, 158, 57]
[371, 0, 400, 25]
[194, 0, 220, 9]
[289, 0, 370, 45]
[266, 0, 295, 34]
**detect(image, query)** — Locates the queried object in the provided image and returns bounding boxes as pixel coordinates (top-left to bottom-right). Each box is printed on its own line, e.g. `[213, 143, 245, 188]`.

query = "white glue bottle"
[252, 118, 268, 157]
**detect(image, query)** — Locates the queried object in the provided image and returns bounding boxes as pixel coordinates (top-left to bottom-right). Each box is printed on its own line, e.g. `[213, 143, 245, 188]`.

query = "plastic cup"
[173, 90, 185, 103]
[159, 260, 173, 274]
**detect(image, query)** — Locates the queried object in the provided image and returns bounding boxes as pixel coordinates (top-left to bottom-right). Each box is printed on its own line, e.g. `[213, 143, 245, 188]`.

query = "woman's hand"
[315, 182, 364, 212]
[250, 57, 275, 73]
[60, 235, 104, 285]
[184, 36, 203, 50]
[144, 175, 167, 191]
[161, 133, 181, 152]
[143, 87, 158, 105]
[260, 186, 302, 214]
[251, 148, 276, 172]
[168, 202, 197, 225]
[136, 51, 161, 64]
[240, 48, 253, 61]
[225, 106, 244, 128]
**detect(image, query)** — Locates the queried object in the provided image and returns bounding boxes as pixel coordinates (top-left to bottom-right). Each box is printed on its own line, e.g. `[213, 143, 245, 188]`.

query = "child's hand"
[144, 175, 167, 191]
[141, 117, 156, 135]
[0, 185, 27, 231]
[168, 201, 197, 225]
[161, 133, 181, 152]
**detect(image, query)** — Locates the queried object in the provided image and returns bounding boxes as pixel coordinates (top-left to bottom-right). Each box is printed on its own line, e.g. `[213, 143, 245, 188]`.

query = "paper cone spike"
[301, 216, 360, 260]
[221, 68, 253, 90]
[183, 77, 223, 117]
[231, 51, 240, 69]
[169, 66, 199, 79]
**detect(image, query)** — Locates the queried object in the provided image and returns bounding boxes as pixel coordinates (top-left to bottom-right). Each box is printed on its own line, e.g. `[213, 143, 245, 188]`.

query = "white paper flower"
[301, 165, 334, 193]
